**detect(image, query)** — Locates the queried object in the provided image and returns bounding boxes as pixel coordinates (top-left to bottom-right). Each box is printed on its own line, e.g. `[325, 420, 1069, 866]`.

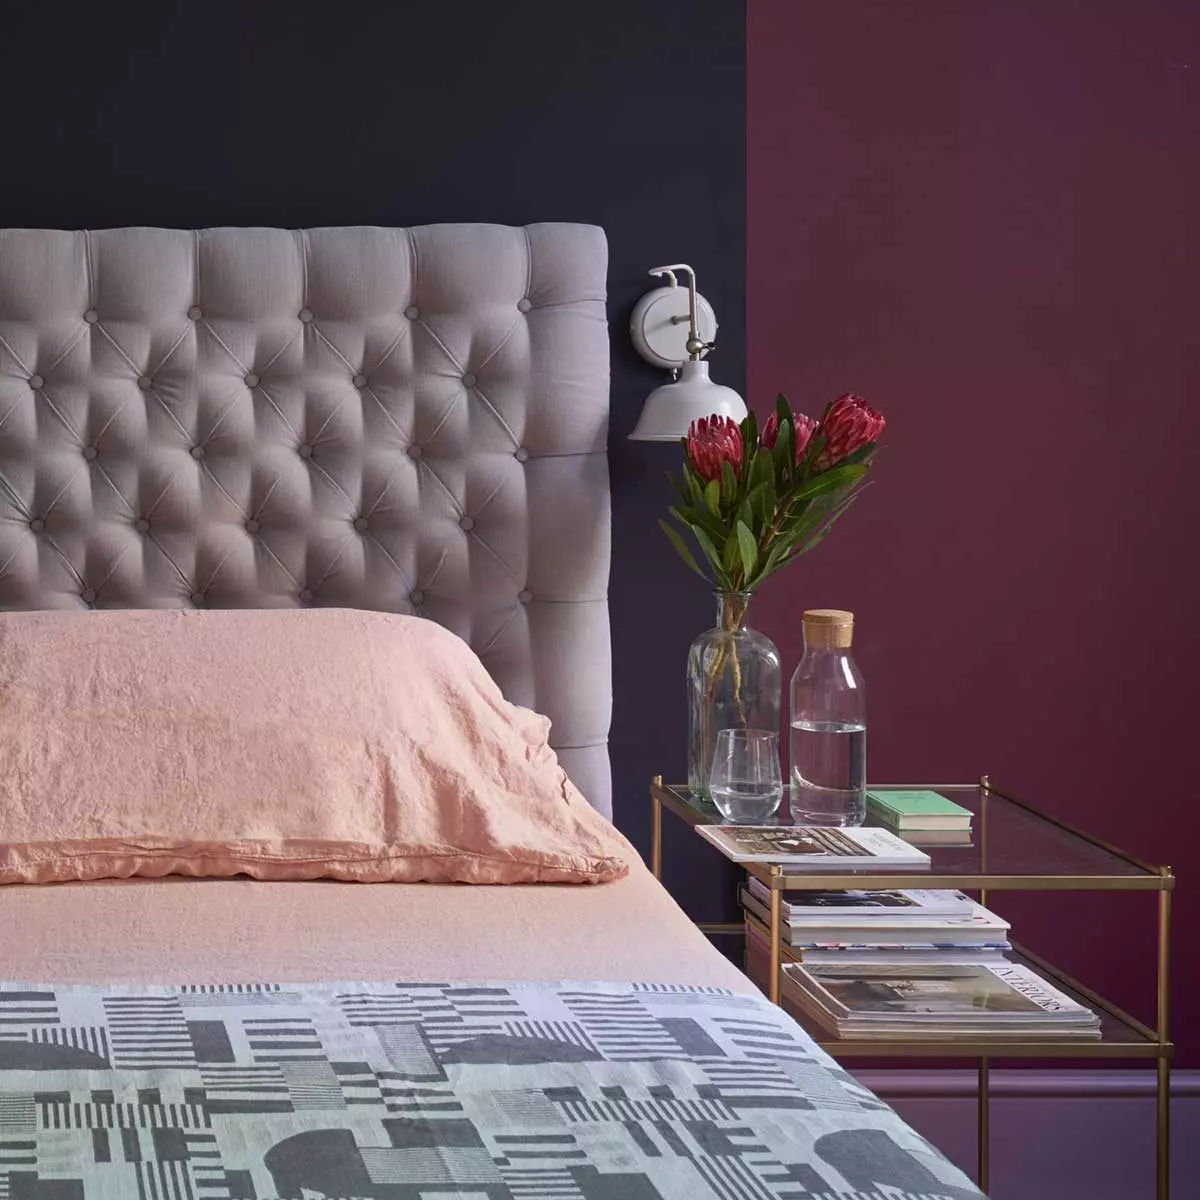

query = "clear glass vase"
[687, 591, 782, 801]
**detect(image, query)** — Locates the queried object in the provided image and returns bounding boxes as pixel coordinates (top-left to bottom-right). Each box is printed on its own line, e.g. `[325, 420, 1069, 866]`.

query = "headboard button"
[298, 444, 313, 459]
[190, 445, 206, 460]
[81, 588, 97, 604]
[407, 444, 423, 460]
[135, 518, 150, 534]
[244, 372, 260, 388]
[462, 373, 478, 389]
[28, 374, 44, 390]
[519, 589, 533, 604]
[298, 307, 314, 323]
[83, 445, 99, 461]
[299, 588, 314, 604]
[137, 376, 153, 391]
[459, 516, 475, 532]
[353, 517, 369, 533]
[518, 298, 532, 313]
[514, 447, 529, 462]
[410, 590, 425, 606]
[187, 305, 203, 320]
[29, 518, 44, 534]
[190, 591, 205, 605]
[245, 518, 260, 534]
[404, 304, 420, 320]
[83, 309, 98, 324]
[352, 373, 367, 388]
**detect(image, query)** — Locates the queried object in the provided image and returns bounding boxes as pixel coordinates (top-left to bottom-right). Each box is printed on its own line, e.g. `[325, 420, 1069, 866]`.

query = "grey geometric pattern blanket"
[0, 980, 982, 1199]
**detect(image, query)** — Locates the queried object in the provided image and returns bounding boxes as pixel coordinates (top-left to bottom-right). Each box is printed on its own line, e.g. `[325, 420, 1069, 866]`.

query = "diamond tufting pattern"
[0, 224, 613, 815]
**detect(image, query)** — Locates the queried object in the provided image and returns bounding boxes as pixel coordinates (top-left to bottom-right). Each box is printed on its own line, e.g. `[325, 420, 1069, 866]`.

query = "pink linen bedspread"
[0, 862, 754, 993]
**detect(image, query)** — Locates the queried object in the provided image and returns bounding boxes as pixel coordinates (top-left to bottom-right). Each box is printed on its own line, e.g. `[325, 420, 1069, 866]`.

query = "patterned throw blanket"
[0, 980, 981, 1199]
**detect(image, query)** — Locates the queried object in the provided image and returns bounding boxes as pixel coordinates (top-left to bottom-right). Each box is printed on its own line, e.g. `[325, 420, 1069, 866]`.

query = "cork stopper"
[803, 608, 854, 649]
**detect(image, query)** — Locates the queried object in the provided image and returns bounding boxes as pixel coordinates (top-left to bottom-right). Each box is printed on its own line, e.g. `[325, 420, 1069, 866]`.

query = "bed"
[0, 224, 980, 1199]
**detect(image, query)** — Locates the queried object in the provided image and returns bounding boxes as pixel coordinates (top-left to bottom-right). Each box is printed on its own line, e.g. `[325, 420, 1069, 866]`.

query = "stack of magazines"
[740, 880, 1011, 963]
[781, 960, 1102, 1041]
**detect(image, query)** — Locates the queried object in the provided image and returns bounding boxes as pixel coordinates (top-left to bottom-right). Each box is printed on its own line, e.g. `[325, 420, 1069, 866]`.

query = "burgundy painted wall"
[748, 0, 1200, 1063]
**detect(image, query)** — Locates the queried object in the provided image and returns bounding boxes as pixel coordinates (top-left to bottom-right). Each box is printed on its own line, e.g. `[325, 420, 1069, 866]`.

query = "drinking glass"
[709, 729, 783, 823]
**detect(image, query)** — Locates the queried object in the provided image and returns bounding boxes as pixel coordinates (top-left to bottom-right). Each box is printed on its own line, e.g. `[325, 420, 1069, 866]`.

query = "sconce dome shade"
[628, 360, 748, 442]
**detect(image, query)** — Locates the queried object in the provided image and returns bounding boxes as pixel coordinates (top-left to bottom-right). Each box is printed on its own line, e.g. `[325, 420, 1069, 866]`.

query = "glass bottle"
[789, 608, 866, 825]
[687, 591, 782, 804]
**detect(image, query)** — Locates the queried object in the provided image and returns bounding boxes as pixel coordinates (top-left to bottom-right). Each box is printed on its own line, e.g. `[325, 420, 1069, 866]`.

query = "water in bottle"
[788, 610, 867, 825]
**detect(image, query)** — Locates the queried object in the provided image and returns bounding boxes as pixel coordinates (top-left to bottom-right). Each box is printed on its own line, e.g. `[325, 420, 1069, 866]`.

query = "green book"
[867, 790, 972, 830]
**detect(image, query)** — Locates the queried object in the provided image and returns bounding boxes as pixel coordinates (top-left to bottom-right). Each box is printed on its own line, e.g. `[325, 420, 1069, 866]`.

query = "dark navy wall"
[0, 0, 746, 872]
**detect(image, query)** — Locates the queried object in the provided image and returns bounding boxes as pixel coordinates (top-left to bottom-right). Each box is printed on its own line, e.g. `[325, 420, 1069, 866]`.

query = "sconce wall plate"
[630, 282, 718, 370]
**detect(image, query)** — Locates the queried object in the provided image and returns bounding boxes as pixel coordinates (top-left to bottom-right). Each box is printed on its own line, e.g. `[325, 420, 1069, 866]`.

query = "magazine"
[696, 823, 930, 868]
[740, 887, 1010, 947]
[781, 960, 1101, 1040]
[745, 878, 973, 919]
[744, 922, 1007, 966]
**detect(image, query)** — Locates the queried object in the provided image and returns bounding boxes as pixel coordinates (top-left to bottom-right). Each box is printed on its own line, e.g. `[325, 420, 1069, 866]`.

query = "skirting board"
[852, 1069, 1199, 1199]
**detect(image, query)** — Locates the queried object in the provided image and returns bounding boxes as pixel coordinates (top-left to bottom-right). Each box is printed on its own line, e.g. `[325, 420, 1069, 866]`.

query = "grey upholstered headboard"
[0, 224, 613, 816]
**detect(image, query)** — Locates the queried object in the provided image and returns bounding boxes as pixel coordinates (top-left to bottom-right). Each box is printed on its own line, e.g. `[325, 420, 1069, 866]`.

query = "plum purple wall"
[748, 0, 1200, 1064]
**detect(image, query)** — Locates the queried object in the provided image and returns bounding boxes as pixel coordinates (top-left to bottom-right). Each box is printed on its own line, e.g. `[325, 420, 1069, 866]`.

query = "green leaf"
[722, 527, 741, 574]
[739, 412, 758, 487]
[764, 537, 794, 573]
[703, 478, 720, 515]
[780, 419, 795, 485]
[744, 481, 773, 531]
[691, 525, 725, 577]
[670, 504, 727, 544]
[736, 521, 758, 581]
[658, 518, 710, 581]
[749, 447, 773, 493]
[744, 407, 758, 450]
[774, 393, 791, 428]
[681, 462, 705, 508]
[734, 497, 754, 539]
[720, 460, 739, 507]
[787, 463, 868, 507]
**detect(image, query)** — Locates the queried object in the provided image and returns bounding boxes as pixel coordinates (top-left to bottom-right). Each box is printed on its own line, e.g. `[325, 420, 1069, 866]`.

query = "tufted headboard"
[0, 224, 613, 816]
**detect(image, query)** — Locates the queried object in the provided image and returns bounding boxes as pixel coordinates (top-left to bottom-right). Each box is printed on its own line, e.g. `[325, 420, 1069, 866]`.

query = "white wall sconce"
[628, 263, 747, 441]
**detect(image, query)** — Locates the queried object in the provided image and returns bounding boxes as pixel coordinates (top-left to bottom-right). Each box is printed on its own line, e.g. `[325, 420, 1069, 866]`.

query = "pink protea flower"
[816, 393, 885, 469]
[762, 410, 818, 460]
[686, 415, 743, 483]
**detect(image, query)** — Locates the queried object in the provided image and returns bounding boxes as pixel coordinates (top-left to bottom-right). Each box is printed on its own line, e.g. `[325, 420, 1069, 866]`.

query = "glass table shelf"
[652, 779, 1171, 892]
[744, 910, 1161, 1059]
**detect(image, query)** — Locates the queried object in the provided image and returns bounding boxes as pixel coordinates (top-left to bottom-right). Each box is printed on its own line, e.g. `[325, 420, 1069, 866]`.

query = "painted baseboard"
[851, 1069, 1198, 1199]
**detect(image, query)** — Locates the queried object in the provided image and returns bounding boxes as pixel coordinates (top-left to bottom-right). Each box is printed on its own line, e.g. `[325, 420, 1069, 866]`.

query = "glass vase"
[686, 591, 782, 801]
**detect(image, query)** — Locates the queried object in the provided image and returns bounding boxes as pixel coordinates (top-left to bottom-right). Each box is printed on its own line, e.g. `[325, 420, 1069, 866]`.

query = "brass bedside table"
[649, 775, 1175, 1198]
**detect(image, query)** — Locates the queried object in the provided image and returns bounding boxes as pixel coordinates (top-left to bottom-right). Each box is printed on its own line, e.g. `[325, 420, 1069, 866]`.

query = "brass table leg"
[650, 776, 662, 881]
[1158, 1056, 1170, 1200]
[1157, 870, 1172, 1200]
[978, 778, 991, 1193]
[977, 1056, 990, 1193]
[768, 864, 782, 1005]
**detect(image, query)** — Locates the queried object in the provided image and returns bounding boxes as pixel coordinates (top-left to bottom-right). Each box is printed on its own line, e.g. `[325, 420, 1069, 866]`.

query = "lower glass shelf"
[741, 915, 1168, 1060]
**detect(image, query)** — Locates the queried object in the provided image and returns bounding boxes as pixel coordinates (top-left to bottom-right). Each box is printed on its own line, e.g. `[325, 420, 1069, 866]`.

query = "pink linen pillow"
[0, 608, 632, 885]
